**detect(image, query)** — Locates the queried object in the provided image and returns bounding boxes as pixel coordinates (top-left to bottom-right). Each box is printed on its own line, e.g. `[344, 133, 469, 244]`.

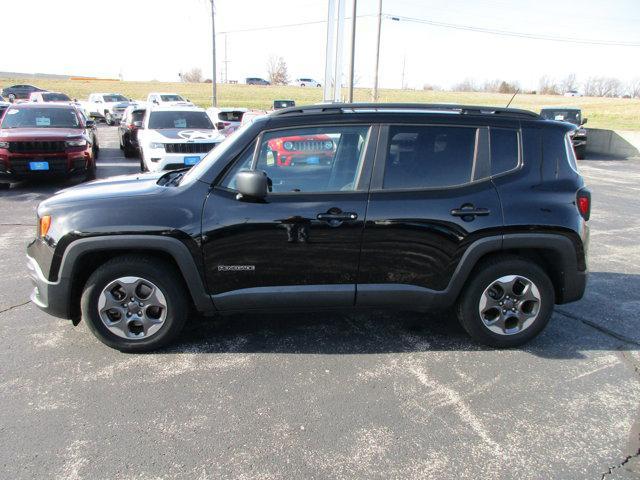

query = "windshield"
[148, 110, 213, 129]
[181, 121, 253, 186]
[1, 107, 79, 128]
[103, 94, 128, 103]
[160, 94, 185, 102]
[218, 111, 244, 122]
[43, 93, 71, 102]
[540, 109, 581, 125]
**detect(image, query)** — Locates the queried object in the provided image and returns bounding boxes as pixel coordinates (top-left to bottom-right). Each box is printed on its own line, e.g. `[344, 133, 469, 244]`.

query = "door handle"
[450, 204, 490, 220]
[317, 212, 358, 221]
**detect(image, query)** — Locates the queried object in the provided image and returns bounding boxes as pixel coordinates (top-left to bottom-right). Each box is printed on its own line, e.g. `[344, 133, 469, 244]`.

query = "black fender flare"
[60, 235, 215, 315]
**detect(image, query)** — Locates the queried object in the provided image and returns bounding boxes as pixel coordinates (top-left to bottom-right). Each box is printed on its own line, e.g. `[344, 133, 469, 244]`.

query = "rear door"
[201, 124, 377, 310]
[357, 122, 506, 306]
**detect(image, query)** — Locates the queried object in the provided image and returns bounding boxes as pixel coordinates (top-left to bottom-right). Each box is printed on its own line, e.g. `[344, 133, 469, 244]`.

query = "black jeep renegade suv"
[26, 103, 590, 352]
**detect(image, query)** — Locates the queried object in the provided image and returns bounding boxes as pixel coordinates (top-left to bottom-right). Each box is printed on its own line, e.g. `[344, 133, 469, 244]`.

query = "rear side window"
[490, 128, 519, 175]
[132, 110, 145, 122]
[218, 111, 244, 122]
[383, 125, 477, 189]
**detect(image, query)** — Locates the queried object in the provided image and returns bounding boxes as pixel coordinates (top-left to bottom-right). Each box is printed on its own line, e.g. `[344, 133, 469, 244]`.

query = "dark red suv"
[0, 103, 97, 182]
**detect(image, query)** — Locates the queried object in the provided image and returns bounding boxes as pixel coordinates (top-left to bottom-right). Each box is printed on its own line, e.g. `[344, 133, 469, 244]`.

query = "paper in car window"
[6, 109, 19, 115]
[36, 117, 51, 126]
[554, 115, 565, 121]
[174, 118, 187, 128]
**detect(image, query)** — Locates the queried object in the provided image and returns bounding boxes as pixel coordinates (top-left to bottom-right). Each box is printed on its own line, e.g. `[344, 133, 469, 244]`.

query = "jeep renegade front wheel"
[81, 255, 188, 352]
[456, 256, 554, 348]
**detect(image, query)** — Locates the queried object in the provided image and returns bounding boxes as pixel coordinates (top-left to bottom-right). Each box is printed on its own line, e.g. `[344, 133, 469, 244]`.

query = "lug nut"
[130, 297, 134, 301]
[126, 313, 131, 317]
[502, 309, 507, 313]
[137, 310, 142, 316]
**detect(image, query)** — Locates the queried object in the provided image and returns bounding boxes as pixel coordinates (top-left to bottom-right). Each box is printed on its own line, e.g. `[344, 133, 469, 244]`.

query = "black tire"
[85, 159, 97, 181]
[8, 93, 16, 102]
[456, 255, 555, 348]
[80, 255, 189, 352]
[124, 136, 136, 158]
[105, 112, 113, 126]
[575, 145, 586, 160]
[139, 152, 147, 171]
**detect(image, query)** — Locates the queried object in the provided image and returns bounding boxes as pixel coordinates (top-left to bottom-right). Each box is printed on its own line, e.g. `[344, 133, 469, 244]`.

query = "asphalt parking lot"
[0, 125, 639, 480]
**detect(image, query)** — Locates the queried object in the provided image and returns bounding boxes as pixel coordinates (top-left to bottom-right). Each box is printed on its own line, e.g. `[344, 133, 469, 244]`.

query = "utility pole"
[347, 0, 357, 103]
[223, 33, 230, 83]
[401, 54, 406, 90]
[323, 0, 337, 102]
[210, 0, 217, 106]
[371, 0, 382, 101]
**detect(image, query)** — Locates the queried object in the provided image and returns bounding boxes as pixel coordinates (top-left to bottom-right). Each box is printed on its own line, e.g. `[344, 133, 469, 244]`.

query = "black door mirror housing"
[133, 121, 143, 128]
[235, 170, 269, 200]
[85, 119, 96, 128]
[582, 117, 588, 125]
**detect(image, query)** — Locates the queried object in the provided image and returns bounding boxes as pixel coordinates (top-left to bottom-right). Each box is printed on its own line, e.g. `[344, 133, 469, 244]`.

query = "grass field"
[3, 77, 639, 130]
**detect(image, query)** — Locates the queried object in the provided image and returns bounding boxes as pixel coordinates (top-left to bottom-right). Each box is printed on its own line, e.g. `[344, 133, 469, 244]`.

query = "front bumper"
[26, 254, 72, 319]
[143, 150, 208, 171]
[0, 154, 91, 181]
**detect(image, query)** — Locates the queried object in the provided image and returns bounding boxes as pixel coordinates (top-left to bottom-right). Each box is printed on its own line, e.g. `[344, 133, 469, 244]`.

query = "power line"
[218, 14, 376, 35]
[386, 14, 640, 47]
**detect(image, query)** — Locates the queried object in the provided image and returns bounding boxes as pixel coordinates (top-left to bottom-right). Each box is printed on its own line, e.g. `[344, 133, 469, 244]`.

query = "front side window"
[383, 125, 477, 189]
[222, 125, 370, 193]
[148, 111, 213, 129]
[1, 107, 79, 128]
[490, 128, 520, 175]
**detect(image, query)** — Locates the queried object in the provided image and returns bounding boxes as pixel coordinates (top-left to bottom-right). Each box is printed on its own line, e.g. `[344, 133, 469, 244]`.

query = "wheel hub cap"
[97, 276, 168, 340]
[478, 275, 541, 336]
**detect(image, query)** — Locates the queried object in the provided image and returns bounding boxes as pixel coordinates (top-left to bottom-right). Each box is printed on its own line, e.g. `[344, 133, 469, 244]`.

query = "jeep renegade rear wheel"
[456, 256, 554, 348]
[81, 255, 188, 352]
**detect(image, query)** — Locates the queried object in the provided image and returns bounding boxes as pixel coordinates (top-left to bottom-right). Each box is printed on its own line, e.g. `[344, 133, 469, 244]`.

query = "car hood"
[40, 172, 166, 209]
[146, 128, 224, 142]
[0, 128, 84, 140]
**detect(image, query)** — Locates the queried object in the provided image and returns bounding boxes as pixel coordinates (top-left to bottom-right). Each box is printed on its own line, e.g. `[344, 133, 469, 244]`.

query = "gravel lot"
[0, 126, 638, 479]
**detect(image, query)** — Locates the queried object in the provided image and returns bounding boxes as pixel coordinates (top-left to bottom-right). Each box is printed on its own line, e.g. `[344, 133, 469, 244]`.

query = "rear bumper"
[26, 254, 72, 319]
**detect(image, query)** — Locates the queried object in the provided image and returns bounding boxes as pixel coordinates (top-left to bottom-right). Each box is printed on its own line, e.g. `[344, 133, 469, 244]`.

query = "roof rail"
[270, 102, 540, 119]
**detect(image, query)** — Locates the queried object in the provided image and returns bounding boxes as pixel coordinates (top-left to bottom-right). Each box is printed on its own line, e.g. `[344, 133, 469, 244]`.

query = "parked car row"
[244, 77, 322, 87]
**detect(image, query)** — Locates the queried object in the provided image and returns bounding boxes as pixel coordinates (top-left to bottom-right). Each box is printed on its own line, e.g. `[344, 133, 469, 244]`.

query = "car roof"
[148, 92, 184, 96]
[540, 106, 581, 111]
[6, 103, 76, 109]
[148, 105, 204, 112]
[269, 102, 540, 120]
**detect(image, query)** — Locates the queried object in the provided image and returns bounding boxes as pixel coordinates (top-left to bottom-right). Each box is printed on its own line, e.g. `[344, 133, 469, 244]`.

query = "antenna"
[506, 89, 519, 108]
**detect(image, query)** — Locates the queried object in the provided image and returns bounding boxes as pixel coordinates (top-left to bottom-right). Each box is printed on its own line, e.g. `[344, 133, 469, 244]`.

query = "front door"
[201, 124, 377, 310]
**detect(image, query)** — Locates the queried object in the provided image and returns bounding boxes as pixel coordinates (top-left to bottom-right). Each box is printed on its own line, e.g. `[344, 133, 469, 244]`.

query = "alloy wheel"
[97, 276, 168, 339]
[478, 275, 541, 335]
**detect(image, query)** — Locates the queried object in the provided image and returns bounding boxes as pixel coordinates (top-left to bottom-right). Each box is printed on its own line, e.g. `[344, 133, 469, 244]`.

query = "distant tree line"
[426, 73, 640, 98]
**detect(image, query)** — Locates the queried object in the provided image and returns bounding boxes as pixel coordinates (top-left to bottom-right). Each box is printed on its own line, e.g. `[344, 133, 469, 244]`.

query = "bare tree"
[453, 78, 478, 92]
[266, 56, 289, 85]
[560, 73, 577, 94]
[498, 80, 519, 94]
[629, 78, 640, 98]
[583, 76, 621, 97]
[538, 76, 559, 95]
[181, 68, 203, 83]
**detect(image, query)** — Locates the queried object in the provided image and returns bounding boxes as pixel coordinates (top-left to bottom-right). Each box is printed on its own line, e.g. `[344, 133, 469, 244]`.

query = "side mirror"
[85, 119, 95, 128]
[153, 99, 159, 104]
[235, 170, 268, 200]
[133, 121, 143, 128]
[582, 117, 588, 125]
[215, 121, 225, 130]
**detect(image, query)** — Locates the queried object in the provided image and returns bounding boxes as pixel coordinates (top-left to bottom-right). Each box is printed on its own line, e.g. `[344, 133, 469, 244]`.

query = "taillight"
[576, 188, 591, 221]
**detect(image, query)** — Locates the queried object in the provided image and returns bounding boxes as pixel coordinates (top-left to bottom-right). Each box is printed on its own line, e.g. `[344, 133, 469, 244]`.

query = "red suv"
[0, 103, 97, 182]
[267, 134, 335, 166]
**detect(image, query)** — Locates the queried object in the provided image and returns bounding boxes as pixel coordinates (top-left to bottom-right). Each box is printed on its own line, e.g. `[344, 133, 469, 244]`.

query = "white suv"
[293, 78, 321, 87]
[146, 92, 194, 107]
[137, 106, 225, 172]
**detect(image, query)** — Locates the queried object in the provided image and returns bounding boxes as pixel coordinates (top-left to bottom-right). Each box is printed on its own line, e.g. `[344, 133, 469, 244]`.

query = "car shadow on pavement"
[164, 271, 640, 360]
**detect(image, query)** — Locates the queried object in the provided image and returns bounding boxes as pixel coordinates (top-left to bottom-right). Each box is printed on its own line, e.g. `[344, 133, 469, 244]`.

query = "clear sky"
[3, 0, 639, 90]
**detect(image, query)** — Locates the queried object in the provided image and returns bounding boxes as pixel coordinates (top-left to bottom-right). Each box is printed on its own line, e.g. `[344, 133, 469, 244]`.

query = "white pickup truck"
[82, 93, 133, 125]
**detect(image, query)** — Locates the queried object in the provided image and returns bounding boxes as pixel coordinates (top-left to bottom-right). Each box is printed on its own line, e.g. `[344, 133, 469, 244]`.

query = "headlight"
[283, 141, 293, 150]
[0, 141, 9, 149]
[66, 139, 87, 147]
[149, 142, 164, 149]
[324, 140, 334, 150]
[577, 128, 587, 135]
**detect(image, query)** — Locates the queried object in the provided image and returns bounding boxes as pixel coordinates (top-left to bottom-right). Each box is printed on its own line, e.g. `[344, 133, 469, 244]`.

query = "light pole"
[371, 0, 382, 101]
[210, 0, 217, 107]
[347, 0, 357, 103]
